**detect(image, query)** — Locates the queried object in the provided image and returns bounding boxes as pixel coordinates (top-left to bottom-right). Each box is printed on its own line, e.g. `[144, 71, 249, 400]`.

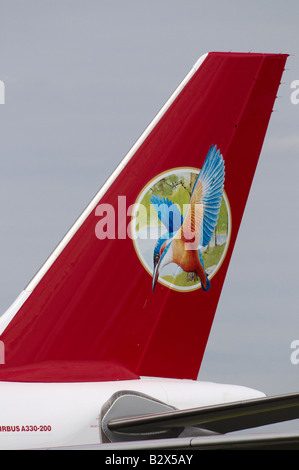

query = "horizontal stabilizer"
[107, 392, 299, 436]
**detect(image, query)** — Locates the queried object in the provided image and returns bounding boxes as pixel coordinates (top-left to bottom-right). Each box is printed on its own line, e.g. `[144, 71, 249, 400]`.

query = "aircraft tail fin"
[0, 52, 287, 381]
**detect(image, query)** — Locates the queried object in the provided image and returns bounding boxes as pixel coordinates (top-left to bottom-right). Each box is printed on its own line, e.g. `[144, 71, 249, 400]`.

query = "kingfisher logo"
[131, 145, 231, 292]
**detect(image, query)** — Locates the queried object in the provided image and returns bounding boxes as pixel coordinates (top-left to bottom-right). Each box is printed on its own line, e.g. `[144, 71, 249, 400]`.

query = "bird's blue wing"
[193, 145, 225, 247]
[150, 195, 183, 234]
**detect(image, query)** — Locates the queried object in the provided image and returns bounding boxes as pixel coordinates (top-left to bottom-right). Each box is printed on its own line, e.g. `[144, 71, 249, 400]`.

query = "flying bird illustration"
[150, 145, 225, 292]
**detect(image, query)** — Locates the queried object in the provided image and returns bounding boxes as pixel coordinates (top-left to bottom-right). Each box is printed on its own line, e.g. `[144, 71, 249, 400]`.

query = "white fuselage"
[0, 377, 265, 449]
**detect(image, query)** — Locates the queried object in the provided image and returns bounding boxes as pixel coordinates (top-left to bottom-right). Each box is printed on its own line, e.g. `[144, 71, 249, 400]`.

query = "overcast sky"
[0, 0, 299, 434]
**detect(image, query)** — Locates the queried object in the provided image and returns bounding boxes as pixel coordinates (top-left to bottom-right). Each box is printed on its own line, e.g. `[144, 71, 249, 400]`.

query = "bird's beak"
[152, 260, 160, 292]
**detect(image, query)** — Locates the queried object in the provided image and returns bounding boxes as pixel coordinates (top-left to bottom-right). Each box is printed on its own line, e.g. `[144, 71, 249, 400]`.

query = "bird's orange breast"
[172, 239, 200, 273]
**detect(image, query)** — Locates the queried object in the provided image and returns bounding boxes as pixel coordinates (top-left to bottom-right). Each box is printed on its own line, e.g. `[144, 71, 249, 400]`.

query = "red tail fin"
[0, 52, 287, 381]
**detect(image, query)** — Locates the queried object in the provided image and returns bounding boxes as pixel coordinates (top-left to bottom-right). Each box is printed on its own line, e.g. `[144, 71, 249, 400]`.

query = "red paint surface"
[0, 360, 139, 383]
[0, 52, 287, 382]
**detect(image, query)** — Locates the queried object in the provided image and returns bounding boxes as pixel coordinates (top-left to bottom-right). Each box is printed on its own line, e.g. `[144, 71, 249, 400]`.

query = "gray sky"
[0, 0, 299, 434]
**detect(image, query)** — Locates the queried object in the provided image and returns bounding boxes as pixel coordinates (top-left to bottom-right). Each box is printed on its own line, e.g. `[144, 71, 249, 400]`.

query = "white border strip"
[25, 53, 208, 293]
[0, 290, 31, 335]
